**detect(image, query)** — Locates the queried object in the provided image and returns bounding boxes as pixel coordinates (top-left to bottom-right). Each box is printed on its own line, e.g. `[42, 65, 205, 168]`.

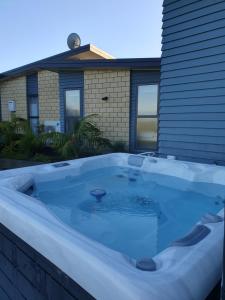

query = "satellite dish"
[67, 33, 81, 50]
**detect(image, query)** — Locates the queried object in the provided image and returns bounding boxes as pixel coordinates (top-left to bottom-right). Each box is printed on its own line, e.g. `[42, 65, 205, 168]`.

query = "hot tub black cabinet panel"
[0, 224, 95, 300]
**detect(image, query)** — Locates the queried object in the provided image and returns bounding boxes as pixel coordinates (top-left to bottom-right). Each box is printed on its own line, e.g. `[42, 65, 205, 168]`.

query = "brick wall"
[0, 77, 27, 121]
[38, 71, 60, 123]
[84, 70, 130, 145]
[0, 224, 94, 300]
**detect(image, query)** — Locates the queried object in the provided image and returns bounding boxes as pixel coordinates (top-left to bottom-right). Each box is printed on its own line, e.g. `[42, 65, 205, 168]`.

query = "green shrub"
[0, 114, 112, 162]
[111, 141, 126, 152]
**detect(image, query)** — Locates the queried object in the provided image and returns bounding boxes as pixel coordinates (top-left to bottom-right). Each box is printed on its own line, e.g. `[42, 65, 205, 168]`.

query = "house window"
[28, 96, 39, 134]
[136, 84, 158, 150]
[65, 89, 81, 132]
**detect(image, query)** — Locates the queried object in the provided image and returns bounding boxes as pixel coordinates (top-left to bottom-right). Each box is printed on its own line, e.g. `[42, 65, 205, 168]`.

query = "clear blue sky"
[0, 0, 163, 73]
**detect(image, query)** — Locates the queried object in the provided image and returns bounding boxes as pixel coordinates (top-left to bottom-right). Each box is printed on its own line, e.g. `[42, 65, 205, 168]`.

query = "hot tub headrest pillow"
[1, 174, 34, 193]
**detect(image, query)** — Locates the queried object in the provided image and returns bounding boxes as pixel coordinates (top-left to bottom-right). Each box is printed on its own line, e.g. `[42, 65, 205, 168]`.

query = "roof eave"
[0, 57, 161, 82]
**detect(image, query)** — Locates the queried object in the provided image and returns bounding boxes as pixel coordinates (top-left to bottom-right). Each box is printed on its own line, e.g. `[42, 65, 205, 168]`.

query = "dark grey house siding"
[59, 72, 84, 132]
[130, 70, 160, 152]
[160, 0, 225, 164]
[26, 74, 38, 96]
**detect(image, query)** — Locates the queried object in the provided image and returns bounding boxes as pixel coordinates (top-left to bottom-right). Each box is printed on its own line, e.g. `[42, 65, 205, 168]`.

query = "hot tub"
[0, 153, 224, 300]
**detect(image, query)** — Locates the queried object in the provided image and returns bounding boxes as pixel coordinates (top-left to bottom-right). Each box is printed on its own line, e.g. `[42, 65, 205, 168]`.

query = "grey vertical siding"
[26, 74, 38, 96]
[130, 71, 160, 152]
[160, 0, 225, 164]
[59, 72, 84, 132]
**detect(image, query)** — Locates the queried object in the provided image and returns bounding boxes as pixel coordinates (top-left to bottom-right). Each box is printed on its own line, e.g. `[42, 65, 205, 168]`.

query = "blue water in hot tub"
[33, 167, 224, 259]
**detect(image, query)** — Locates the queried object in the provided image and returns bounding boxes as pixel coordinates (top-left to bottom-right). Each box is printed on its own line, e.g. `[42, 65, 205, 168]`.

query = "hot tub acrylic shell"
[0, 153, 224, 300]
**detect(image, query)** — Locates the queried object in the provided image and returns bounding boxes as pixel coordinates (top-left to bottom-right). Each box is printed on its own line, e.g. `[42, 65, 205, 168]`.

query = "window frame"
[134, 83, 159, 151]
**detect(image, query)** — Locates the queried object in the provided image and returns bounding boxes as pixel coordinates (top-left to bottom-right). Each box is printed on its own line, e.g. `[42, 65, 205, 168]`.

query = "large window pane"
[65, 89, 81, 132]
[30, 118, 39, 134]
[29, 97, 38, 117]
[136, 118, 158, 149]
[137, 85, 158, 116]
[65, 90, 80, 117]
[28, 96, 39, 134]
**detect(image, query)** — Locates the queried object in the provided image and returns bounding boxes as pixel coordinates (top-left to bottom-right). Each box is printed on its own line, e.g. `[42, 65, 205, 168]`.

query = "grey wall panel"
[162, 52, 225, 70]
[163, 18, 225, 42]
[160, 90, 225, 101]
[159, 140, 225, 156]
[163, 0, 223, 21]
[163, 0, 216, 14]
[160, 104, 225, 114]
[160, 120, 225, 129]
[26, 73, 38, 96]
[161, 71, 225, 85]
[161, 80, 225, 93]
[161, 54, 225, 72]
[162, 35, 225, 56]
[160, 0, 225, 163]
[163, 2, 225, 28]
[161, 97, 225, 107]
[160, 127, 225, 137]
[160, 113, 225, 121]
[161, 63, 225, 79]
[163, 10, 225, 35]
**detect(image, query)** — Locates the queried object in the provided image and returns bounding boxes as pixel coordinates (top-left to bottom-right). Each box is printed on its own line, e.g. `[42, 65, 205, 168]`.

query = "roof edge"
[0, 44, 93, 78]
[89, 44, 115, 59]
[0, 56, 161, 82]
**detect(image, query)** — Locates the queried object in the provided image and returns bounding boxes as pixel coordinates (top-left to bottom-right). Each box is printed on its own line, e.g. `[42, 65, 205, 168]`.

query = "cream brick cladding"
[84, 70, 130, 145]
[0, 76, 27, 121]
[38, 70, 60, 123]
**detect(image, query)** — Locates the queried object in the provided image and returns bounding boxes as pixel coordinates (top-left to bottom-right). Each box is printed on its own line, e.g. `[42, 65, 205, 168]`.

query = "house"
[0, 43, 160, 153]
[160, 0, 225, 165]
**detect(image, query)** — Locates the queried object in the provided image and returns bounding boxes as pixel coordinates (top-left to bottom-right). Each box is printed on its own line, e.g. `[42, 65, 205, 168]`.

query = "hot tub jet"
[90, 189, 106, 202]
